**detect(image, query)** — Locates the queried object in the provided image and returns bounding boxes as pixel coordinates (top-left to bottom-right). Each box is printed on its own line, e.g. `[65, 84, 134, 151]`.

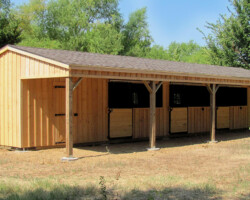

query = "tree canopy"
[121, 7, 152, 57]
[199, 0, 249, 69]
[18, 0, 123, 53]
[146, 41, 212, 65]
[0, 0, 21, 48]
[2, 0, 248, 69]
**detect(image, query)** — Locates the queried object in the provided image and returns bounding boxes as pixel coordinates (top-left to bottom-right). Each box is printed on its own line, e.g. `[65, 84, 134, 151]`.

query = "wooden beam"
[171, 82, 207, 87]
[215, 85, 220, 93]
[155, 81, 163, 93]
[149, 81, 157, 149]
[109, 80, 143, 84]
[206, 84, 213, 95]
[73, 77, 83, 91]
[143, 81, 153, 93]
[216, 84, 248, 88]
[66, 77, 73, 157]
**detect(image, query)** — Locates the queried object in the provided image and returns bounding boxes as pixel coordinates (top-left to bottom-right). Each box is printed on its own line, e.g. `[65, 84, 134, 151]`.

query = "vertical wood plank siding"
[133, 83, 169, 138]
[0, 51, 21, 147]
[217, 107, 230, 129]
[188, 107, 210, 133]
[229, 106, 248, 129]
[20, 55, 69, 79]
[21, 78, 108, 147]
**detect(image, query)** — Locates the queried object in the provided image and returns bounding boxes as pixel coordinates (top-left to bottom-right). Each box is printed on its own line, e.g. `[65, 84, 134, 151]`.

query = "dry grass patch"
[0, 130, 249, 199]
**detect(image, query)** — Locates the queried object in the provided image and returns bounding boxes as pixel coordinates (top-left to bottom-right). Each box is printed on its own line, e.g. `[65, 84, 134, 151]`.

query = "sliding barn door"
[170, 107, 188, 133]
[109, 109, 132, 138]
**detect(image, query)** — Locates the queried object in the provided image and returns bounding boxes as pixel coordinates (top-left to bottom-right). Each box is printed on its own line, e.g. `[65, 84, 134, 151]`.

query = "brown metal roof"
[8, 45, 250, 79]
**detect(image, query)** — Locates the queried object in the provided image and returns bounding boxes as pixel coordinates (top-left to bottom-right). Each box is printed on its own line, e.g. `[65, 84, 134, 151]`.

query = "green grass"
[0, 179, 99, 200]
[0, 176, 221, 200]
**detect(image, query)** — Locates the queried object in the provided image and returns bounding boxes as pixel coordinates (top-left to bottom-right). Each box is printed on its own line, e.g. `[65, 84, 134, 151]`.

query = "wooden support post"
[62, 77, 77, 161]
[211, 84, 216, 142]
[144, 81, 162, 151]
[149, 81, 156, 149]
[66, 77, 73, 156]
[207, 84, 219, 143]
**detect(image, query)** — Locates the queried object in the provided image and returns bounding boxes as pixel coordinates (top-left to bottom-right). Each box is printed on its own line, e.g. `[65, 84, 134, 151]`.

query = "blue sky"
[13, 0, 231, 47]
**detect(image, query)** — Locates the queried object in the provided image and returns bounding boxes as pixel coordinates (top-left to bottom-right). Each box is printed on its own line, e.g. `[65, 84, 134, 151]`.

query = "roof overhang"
[1, 45, 250, 86]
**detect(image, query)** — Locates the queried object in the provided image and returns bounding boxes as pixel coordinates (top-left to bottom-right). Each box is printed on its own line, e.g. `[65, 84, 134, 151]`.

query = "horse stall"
[169, 85, 248, 135]
[0, 44, 250, 159]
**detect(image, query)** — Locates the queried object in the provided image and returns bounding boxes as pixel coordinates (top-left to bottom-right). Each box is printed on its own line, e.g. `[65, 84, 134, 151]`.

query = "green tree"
[18, 0, 123, 54]
[146, 41, 212, 65]
[199, 0, 249, 69]
[0, 0, 21, 48]
[167, 40, 212, 64]
[146, 45, 169, 60]
[121, 7, 153, 57]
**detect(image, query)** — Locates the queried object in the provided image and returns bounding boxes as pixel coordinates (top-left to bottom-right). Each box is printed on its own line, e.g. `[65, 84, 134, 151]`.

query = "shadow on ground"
[0, 184, 225, 200]
[75, 129, 250, 155]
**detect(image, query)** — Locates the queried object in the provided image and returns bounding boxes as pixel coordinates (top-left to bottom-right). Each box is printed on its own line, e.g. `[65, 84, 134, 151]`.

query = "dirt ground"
[0, 130, 250, 200]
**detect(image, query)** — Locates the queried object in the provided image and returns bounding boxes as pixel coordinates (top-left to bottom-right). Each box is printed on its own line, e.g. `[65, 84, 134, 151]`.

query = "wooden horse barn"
[0, 45, 250, 159]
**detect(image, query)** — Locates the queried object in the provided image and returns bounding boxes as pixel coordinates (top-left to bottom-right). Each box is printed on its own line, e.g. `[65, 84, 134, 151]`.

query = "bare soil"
[0, 130, 250, 200]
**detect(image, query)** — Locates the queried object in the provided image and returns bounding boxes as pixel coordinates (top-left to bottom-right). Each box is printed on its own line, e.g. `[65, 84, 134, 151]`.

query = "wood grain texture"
[217, 107, 230, 129]
[21, 78, 108, 148]
[188, 107, 210, 133]
[0, 51, 21, 147]
[20, 54, 69, 79]
[110, 109, 133, 138]
[66, 77, 73, 157]
[229, 106, 248, 129]
[149, 81, 156, 148]
[133, 108, 165, 138]
[133, 82, 169, 139]
[171, 108, 188, 133]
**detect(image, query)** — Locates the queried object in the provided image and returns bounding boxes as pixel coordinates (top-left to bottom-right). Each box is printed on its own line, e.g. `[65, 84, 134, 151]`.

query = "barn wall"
[229, 106, 248, 129]
[20, 54, 69, 79]
[0, 51, 21, 147]
[21, 78, 56, 147]
[21, 78, 108, 148]
[188, 107, 210, 133]
[133, 82, 169, 138]
[73, 78, 108, 143]
[217, 107, 230, 129]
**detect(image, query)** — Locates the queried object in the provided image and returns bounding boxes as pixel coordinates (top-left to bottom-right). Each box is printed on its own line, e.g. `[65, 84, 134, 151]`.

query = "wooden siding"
[133, 108, 165, 138]
[0, 51, 21, 147]
[188, 107, 210, 133]
[19, 54, 69, 79]
[71, 69, 250, 86]
[110, 109, 133, 138]
[170, 108, 188, 133]
[217, 107, 230, 129]
[229, 106, 248, 129]
[21, 78, 108, 148]
[133, 83, 169, 139]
